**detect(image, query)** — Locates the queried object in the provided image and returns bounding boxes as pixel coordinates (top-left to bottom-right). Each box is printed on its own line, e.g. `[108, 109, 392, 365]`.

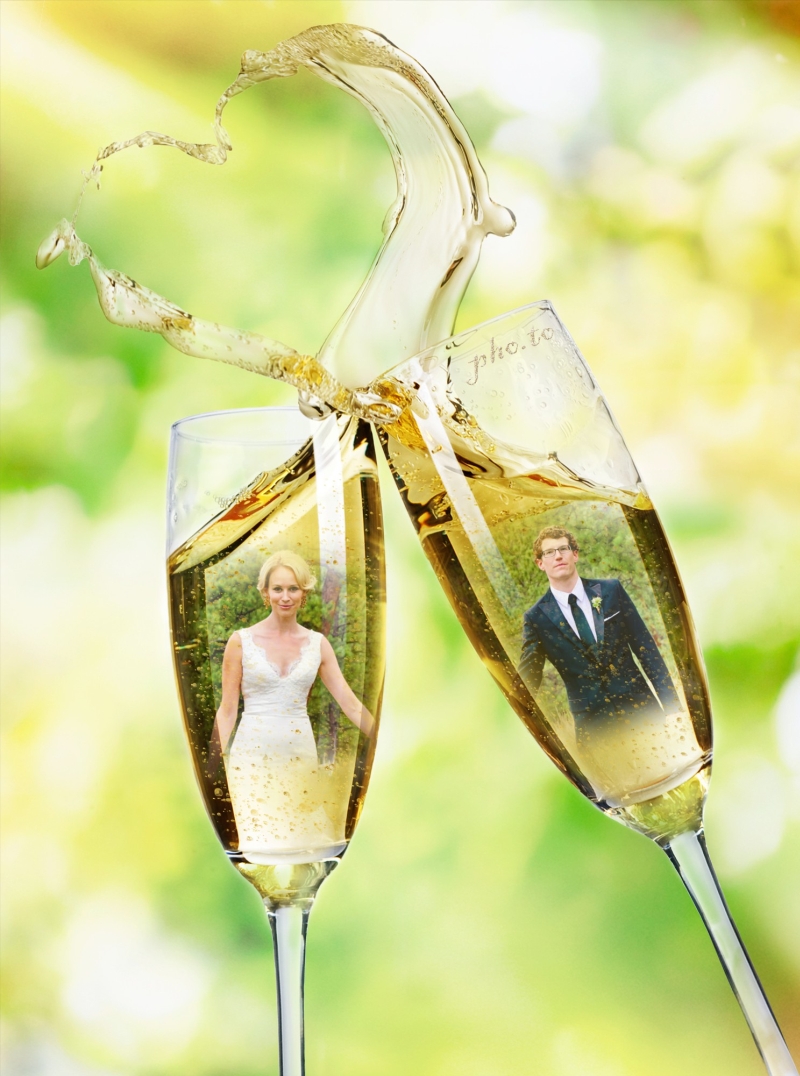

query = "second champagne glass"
[167, 407, 385, 1076]
[375, 302, 796, 1076]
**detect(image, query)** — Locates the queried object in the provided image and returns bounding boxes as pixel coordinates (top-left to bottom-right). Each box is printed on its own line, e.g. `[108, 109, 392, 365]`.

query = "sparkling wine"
[32, 24, 711, 845]
[35, 21, 797, 1070]
[376, 302, 713, 843]
[168, 414, 385, 883]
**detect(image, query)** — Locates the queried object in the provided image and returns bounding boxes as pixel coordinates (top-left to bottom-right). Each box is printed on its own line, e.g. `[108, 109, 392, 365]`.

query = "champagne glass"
[167, 407, 384, 1076]
[375, 301, 797, 1075]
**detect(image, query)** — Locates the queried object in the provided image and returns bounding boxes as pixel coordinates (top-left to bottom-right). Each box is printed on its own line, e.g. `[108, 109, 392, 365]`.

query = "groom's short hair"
[533, 526, 579, 560]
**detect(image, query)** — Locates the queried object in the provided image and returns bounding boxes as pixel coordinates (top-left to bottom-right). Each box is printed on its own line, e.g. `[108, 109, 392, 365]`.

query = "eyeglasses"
[539, 545, 573, 559]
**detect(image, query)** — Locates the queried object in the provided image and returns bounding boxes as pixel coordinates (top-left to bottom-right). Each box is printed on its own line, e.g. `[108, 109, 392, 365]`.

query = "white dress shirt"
[550, 578, 597, 641]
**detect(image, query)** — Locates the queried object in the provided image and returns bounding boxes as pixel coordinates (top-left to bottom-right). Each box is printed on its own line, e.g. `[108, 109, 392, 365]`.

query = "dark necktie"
[568, 593, 596, 647]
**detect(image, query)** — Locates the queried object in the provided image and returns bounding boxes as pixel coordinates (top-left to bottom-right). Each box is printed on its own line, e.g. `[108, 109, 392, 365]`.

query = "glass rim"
[170, 405, 313, 446]
[410, 297, 553, 360]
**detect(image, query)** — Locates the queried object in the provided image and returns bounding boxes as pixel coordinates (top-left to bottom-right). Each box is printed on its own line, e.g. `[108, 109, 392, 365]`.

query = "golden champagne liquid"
[38, 19, 712, 848]
[36, 22, 511, 900]
[376, 309, 713, 844]
[168, 416, 385, 886]
[35, 28, 797, 1069]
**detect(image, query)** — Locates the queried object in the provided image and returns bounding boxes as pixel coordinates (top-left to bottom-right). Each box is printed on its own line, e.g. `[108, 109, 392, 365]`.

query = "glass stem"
[267, 903, 311, 1076]
[665, 830, 797, 1076]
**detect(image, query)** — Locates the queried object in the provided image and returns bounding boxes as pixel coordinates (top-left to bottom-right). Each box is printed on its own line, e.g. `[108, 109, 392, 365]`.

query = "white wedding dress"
[225, 627, 346, 865]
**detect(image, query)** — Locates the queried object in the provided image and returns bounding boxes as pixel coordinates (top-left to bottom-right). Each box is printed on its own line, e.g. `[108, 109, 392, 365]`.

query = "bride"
[215, 550, 374, 863]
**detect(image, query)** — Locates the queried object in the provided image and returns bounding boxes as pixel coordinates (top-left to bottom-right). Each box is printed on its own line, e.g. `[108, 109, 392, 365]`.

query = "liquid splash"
[36, 216, 397, 423]
[36, 23, 515, 415]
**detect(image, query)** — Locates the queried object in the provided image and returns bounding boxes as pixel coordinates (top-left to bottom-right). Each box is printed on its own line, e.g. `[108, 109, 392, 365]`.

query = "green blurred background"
[1, 1, 798, 1073]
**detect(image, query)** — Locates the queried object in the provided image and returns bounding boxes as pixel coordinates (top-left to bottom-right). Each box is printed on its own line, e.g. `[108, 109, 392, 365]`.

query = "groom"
[520, 526, 680, 727]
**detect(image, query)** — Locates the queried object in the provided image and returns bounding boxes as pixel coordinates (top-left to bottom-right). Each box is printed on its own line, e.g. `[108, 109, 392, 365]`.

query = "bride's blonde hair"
[257, 550, 317, 597]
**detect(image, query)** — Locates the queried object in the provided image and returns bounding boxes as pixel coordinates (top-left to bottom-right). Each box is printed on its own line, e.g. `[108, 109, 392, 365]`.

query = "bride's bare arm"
[215, 632, 243, 751]
[318, 636, 375, 737]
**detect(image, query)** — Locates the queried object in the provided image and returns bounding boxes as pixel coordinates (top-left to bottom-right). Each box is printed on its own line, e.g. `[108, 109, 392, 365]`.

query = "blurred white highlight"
[349, 0, 602, 127]
[641, 48, 787, 168]
[775, 668, 800, 816]
[0, 1036, 123, 1076]
[488, 10, 602, 125]
[61, 893, 213, 1064]
[472, 170, 550, 298]
[0, 310, 37, 404]
[711, 756, 787, 876]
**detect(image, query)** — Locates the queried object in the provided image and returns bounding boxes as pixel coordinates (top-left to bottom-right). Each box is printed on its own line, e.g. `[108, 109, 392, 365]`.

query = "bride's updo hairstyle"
[257, 550, 317, 598]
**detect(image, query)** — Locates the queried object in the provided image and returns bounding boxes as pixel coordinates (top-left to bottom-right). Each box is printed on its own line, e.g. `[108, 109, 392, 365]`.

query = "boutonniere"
[591, 596, 602, 612]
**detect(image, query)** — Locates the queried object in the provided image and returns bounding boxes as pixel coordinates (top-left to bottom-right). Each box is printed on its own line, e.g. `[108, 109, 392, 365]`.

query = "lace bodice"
[238, 627, 322, 719]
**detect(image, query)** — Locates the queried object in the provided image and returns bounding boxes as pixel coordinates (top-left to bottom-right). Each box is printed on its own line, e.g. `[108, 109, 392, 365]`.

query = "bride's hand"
[318, 636, 376, 737]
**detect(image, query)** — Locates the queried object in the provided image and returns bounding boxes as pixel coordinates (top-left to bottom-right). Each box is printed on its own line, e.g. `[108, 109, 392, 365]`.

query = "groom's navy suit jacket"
[520, 578, 679, 724]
